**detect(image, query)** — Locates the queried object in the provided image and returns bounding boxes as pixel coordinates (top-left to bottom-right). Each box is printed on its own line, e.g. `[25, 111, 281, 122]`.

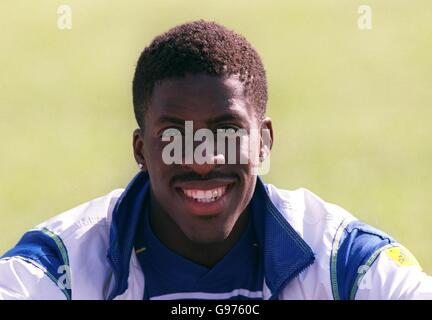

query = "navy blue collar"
[107, 172, 315, 299]
[250, 180, 315, 298]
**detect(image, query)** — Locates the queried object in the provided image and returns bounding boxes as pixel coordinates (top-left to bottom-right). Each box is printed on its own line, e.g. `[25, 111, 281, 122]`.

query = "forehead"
[146, 73, 254, 124]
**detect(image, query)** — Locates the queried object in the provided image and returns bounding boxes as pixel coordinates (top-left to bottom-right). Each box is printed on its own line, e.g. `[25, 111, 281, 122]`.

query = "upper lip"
[173, 178, 236, 190]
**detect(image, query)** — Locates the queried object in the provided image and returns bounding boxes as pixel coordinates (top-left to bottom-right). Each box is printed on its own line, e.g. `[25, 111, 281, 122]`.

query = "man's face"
[133, 73, 272, 244]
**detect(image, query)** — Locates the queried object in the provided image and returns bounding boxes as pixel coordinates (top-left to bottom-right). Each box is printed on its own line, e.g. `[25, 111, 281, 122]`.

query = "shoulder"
[264, 184, 397, 299]
[20, 188, 125, 266]
[36, 188, 124, 239]
[0, 189, 124, 300]
[263, 184, 355, 243]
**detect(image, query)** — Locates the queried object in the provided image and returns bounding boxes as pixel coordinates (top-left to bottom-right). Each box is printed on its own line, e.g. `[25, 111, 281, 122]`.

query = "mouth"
[173, 179, 236, 216]
[182, 186, 228, 203]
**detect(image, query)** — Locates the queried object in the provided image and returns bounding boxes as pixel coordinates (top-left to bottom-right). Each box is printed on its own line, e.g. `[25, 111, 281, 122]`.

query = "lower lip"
[176, 184, 233, 216]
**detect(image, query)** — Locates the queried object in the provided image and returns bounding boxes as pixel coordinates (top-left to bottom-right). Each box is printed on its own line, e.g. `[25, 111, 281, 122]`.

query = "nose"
[182, 154, 225, 176]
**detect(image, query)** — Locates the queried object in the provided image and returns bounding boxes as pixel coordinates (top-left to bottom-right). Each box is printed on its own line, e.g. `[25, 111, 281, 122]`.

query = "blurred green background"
[0, 0, 431, 273]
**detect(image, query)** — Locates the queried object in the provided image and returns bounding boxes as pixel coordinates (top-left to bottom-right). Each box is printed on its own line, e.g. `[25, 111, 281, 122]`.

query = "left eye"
[216, 125, 242, 132]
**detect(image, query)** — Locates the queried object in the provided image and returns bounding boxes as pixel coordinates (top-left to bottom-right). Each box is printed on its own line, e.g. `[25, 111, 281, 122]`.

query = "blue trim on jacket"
[106, 172, 150, 300]
[250, 180, 316, 298]
[1, 229, 71, 299]
[335, 220, 396, 300]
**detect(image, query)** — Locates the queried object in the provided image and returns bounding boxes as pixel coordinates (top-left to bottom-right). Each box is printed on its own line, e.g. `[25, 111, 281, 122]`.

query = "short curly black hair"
[132, 20, 268, 128]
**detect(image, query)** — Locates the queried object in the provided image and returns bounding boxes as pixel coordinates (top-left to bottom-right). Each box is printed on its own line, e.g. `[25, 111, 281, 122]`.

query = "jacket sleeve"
[354, 246, 432, 300]
[331, 219, 432, 300]
[0, 228, 72, 300]
[0, 257, 66, 300]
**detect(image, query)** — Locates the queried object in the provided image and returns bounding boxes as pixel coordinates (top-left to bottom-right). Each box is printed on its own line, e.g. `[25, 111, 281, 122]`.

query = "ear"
[133, 128, 148, 171]
[260, 117, 274, 160]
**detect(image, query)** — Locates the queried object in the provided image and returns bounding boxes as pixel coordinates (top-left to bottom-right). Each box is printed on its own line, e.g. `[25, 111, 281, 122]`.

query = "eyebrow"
[156, 115, 187, 126]
[209, 113, 244, 124]
[156, 112, 246, 126]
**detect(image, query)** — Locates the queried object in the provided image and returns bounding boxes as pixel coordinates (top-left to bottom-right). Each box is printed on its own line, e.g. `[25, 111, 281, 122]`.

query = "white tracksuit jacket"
[1, 172, 431, 300]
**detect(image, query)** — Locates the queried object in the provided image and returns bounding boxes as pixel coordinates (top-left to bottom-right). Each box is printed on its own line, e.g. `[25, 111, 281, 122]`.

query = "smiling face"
[133, 73, 273, 246]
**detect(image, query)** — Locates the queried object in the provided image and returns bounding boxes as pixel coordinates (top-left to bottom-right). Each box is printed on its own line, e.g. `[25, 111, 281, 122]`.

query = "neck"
[148, 195, 250, 268]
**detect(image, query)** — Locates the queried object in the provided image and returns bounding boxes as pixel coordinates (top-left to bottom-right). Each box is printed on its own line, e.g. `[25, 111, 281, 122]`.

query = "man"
[0, 20, 431, 300]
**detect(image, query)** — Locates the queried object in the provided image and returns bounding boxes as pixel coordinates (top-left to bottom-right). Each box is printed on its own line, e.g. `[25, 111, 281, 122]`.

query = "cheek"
[238, 132, 261, 171]
[235, 174, 257, 212]
[144, 136, 166, 169]
[219, 132, 261, 166]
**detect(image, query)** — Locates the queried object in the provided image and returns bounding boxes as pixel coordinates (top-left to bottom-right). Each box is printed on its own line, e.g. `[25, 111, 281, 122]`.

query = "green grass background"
[1, 1, 431, 273]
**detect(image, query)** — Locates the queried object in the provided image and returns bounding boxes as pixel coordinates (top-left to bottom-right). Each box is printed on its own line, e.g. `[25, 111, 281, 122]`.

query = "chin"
[185, 228, 230, 245]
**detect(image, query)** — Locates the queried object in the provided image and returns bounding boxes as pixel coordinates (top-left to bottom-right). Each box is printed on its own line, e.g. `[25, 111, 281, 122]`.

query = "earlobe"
[133, 128, 148, 171]
[259, 145, 270, 162]
[260, 117, 274, 152]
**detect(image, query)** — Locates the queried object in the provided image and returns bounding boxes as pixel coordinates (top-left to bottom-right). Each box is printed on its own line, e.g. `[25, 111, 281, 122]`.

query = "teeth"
[182, 186, 227, 203]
